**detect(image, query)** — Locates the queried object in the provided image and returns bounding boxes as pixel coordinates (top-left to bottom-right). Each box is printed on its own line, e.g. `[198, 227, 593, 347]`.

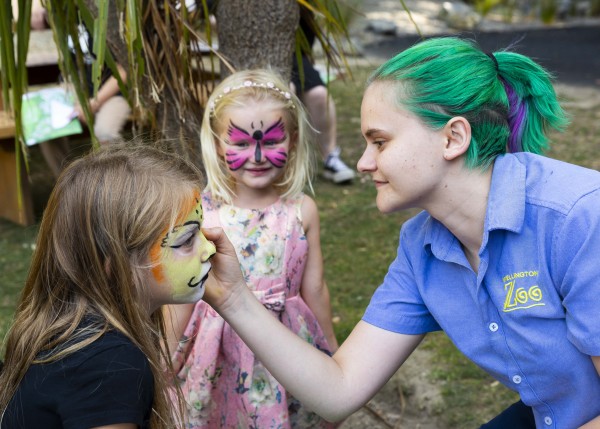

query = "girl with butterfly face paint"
[163, 69, 338, 429]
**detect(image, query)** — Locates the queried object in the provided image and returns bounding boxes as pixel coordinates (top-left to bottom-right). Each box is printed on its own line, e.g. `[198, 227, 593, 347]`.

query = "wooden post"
[0, 112, 34, 226]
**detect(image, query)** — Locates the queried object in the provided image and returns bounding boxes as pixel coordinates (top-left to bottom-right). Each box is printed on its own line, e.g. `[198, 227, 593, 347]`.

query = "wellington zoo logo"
[502, 270, 545, 312]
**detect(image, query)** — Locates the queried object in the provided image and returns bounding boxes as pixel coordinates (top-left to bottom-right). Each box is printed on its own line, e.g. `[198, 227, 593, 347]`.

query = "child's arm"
[162, 303, 195, 358]
[75, 64, 127, 123]
[203, 227, 425, 422]
[299, 195, 338, 351]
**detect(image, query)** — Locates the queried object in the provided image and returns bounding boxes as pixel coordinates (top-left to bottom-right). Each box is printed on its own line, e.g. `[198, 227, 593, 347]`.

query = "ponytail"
[494, 51, 569, 153]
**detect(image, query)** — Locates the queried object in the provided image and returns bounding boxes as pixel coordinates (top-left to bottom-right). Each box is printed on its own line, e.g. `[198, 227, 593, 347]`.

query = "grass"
[1, 66, 599, 428]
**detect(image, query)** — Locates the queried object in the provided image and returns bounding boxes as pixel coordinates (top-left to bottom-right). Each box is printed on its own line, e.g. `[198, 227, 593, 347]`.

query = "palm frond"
[399, 0, 422, 37]
[296, 0, 356, 81]
[46, 0, 98, 147]
[7, 0, 357, 167]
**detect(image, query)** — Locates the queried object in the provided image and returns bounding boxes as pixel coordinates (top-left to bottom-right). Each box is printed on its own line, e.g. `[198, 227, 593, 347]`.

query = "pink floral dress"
[172, 191, 335, 429]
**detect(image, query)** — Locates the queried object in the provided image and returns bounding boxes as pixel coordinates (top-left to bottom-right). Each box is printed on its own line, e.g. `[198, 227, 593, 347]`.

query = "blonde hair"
[0, 141, 203, 428]
[200, 69, 317, 204]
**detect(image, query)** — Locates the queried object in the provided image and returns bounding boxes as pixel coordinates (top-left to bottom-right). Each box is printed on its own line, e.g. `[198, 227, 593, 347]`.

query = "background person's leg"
[291, 54, 355, 184]
[94, 95, 131, 145]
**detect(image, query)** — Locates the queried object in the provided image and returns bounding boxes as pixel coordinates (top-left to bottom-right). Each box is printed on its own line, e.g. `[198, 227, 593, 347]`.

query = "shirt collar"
[486, 154, 526, 233]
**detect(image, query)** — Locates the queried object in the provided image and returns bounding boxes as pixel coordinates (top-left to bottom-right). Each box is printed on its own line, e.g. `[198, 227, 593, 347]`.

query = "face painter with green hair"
[199, 37, 600, 429]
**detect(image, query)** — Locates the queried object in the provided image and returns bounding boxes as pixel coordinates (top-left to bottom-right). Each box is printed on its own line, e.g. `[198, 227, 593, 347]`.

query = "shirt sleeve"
[554, 189, 600, 355]
[362, 226, 441, 334]
[60, 340, 154, 429]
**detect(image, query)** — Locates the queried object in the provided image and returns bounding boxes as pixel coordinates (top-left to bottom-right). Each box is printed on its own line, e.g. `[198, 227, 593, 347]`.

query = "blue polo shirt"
[363, 153, 600, 428]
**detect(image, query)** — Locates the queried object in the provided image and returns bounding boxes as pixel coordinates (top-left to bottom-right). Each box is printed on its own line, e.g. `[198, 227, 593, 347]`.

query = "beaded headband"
[208, 80, 294, 117]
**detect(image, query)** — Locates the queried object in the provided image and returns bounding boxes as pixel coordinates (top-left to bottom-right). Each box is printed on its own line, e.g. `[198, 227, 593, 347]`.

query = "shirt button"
[489, 322, 499, 332]
[512, 375, 522, 384]
[544, 416, 553, 426]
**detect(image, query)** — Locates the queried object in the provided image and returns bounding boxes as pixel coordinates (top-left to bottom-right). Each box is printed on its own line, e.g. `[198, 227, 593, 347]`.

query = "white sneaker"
[323, 148, 355, 184]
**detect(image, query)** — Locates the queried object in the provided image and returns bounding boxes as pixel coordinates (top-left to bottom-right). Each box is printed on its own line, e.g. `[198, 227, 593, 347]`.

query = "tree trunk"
[215, 0, 299, 81]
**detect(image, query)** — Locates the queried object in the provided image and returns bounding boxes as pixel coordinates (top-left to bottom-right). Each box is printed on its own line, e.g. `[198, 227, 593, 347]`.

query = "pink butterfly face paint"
[225, 118, 288, 171]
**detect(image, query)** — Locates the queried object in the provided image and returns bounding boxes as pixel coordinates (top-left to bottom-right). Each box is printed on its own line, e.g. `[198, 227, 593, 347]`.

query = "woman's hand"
[201, 227, 247, 313]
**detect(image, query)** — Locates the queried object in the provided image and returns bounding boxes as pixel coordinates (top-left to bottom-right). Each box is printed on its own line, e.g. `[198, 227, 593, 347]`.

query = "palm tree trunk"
[215, 0, 299, 80]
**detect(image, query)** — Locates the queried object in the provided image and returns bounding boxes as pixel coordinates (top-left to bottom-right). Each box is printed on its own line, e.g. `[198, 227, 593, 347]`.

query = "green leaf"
[91, 0, 108, 98]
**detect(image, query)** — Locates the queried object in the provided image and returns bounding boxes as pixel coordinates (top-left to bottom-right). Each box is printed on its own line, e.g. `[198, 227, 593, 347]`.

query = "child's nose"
[199, 234, 216, 261]
[254, 144, 265, 163]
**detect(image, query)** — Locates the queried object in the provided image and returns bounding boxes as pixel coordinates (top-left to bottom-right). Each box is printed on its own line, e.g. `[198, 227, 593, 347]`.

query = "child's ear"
[442, 116, 471, 161]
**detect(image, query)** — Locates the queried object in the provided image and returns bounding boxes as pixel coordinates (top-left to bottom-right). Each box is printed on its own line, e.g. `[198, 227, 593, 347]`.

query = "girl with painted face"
[0, 143, 215, 429]
[200, 37, 600, 429]
[163, 69, 338, 428]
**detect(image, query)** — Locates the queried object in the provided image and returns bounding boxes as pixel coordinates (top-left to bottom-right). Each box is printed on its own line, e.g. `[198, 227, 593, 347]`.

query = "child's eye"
[263, 140, 279, 147]
[170, 233, 196, 249]
[373, 140, 385, 148]
[234, 141, 250, 148]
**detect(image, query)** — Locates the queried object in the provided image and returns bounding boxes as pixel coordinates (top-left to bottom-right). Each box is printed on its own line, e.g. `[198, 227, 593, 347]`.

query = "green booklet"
[21, 87, 83, 146]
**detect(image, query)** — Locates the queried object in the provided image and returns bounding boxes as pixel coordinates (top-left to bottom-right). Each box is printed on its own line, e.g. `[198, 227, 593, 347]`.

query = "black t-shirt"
[1, 330, 153, 429]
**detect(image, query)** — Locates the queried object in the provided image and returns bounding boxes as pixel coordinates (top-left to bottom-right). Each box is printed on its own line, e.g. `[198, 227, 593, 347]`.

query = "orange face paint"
[148, 191, 215, 303]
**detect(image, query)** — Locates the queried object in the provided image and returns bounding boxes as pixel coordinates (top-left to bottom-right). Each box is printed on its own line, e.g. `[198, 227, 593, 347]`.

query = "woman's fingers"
[201, 227, 246, 309]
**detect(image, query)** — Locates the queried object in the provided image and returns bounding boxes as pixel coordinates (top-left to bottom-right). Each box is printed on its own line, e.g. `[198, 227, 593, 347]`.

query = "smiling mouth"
[188, 267, 211, 288]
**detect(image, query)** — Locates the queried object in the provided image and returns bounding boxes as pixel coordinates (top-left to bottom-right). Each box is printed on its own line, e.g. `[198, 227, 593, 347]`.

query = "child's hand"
[71, 99, 100, 124]
[201, 227, 247, 312]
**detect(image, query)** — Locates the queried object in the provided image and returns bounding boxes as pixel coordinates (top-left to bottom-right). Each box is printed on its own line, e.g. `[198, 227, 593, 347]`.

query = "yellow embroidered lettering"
[515, 287, 528, 304]
[502, 270, 540, 283]
[504, 280, 517, 310]
[528, 285, 543, 301]
[502, 277, 545, 312]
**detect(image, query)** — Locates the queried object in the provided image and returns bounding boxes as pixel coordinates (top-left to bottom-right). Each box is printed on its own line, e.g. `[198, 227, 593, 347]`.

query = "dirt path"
[339, 347, 445, 429]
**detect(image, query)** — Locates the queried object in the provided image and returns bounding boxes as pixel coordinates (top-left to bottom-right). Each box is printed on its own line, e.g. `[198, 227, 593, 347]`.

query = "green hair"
[368, 37, 569, 169]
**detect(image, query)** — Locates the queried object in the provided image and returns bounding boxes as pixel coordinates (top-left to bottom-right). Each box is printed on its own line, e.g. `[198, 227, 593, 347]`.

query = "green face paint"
[150, 195, 216, 304]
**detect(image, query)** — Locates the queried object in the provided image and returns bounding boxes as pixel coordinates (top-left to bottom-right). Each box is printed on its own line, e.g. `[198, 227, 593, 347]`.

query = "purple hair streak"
[503, 80, 527, 153]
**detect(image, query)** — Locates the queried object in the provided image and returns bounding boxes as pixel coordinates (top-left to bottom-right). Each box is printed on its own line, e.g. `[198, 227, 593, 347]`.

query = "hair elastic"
[208, 80, 294, 117]
[486, 52, 499, 73]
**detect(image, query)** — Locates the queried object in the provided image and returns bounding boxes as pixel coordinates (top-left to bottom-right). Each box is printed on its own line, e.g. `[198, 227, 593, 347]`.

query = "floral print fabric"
[172, 192, 335, 428]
